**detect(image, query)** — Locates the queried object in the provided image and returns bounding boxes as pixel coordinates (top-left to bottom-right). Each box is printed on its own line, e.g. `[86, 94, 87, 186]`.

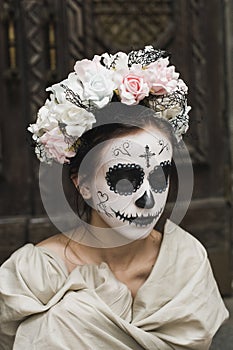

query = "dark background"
[0, 0, 232, 295]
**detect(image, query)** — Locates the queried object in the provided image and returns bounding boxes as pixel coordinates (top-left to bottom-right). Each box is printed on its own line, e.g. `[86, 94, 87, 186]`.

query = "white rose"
[57, 103, 96, 137]
[47, 72, 85, 105]
[101, 51, 128, 70]
[28, 97, 59, 137]
[82, 73, 115, 108]
[159, 104, 183, 120]
[74, 56, 116, 108]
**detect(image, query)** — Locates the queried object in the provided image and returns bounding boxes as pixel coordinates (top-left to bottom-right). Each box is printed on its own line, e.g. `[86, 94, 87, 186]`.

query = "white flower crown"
[28, 46, 191, 164]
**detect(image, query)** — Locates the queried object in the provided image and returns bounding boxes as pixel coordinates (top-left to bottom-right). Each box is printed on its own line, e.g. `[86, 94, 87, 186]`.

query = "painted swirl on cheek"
[96, 191, 113, 217]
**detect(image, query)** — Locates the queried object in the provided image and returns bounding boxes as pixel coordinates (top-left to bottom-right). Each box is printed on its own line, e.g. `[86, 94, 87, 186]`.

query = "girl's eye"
[148, 161, 171, 193]
[105, 163, 145, 196]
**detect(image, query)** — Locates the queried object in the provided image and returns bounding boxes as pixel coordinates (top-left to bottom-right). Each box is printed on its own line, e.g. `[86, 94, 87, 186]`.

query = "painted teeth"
[111, 207, 163, 227]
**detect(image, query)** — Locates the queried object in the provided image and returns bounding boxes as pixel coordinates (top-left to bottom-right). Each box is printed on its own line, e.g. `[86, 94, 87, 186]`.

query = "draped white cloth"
[0, 220, 228, 349]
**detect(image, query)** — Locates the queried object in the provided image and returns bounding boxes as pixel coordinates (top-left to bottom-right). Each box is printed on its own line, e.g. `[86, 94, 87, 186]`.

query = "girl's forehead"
[102, 130, 172, 158]
[97, 130, 172, 170]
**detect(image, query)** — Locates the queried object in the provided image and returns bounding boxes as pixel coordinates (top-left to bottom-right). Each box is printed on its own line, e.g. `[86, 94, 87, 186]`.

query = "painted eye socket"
[148, 161, 171, 193]
[105, 163, 144, 196]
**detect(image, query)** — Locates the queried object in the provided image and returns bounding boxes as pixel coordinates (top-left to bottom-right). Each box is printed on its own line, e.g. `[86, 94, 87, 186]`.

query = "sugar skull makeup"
[84, 128, 173, 241]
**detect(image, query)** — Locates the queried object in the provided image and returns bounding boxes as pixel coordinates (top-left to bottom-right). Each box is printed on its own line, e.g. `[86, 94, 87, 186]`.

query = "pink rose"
[146, 57, 179, 95]
[118, 65, 150, 105]
[40, 127, 76, 164]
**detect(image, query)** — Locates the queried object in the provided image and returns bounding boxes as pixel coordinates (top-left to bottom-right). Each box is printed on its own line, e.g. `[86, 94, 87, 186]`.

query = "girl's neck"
[67, 228, 162, 271]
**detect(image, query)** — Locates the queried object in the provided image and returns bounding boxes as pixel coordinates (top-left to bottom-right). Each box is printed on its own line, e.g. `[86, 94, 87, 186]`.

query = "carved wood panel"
[185, 0, 209, 163]
[92, 0, 175, 53]
[0, 0, 30, 217]
[0, 127, 2, 178]
[21, 0, 48, 120]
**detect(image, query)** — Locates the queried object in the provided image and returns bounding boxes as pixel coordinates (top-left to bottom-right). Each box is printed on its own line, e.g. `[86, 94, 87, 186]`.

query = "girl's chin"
[90, 210, 155, 239]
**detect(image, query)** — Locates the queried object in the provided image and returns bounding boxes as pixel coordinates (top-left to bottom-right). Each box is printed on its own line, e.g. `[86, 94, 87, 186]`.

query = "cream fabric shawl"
[0, 220, 229, 350]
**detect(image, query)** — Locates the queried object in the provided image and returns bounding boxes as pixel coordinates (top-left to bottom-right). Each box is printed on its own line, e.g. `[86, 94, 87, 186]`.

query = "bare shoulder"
[36, 233, 84, 272]
[36, 234, 69, 261]
[36, 233, 68, 247]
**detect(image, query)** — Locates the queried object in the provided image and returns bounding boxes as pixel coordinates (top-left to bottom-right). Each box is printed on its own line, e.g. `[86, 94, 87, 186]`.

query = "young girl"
[0, 46, 228, 349]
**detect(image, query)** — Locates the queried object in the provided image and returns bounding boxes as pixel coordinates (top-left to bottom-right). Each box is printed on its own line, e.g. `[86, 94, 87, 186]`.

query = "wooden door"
[0, 0, 232, 294]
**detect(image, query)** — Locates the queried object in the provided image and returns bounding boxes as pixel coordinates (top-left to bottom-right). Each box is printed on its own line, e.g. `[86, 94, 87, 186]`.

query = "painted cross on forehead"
[139, 145, 155, 168]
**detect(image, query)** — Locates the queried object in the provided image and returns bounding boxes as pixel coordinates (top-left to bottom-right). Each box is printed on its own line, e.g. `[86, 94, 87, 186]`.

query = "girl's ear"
[79, 184, 92, 200]
[71, 174, 79, 188]
[71, 174, 92, 200]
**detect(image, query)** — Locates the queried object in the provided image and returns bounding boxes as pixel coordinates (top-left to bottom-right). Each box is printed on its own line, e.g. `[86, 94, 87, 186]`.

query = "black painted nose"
[135, 190, 155, 209]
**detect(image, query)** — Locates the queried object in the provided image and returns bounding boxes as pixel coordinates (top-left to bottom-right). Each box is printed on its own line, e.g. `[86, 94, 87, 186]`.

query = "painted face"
[86, 128, 172, 240]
